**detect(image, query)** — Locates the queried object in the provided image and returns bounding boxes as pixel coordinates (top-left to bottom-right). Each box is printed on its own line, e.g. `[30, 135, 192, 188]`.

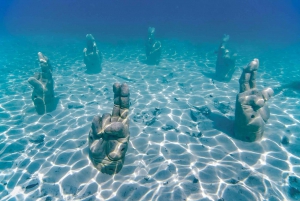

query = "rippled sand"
[0, 35, 300, 201]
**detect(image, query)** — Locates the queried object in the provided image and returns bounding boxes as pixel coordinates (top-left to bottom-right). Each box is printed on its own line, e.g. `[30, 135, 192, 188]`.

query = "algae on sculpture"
[28, 52, 55, 115]
[145, 27, 162, 65]
[88, 83, 130, 175]
[234, 59, 274, 142]
[215, 34, 236, 81]
[83, 34, 102, 73]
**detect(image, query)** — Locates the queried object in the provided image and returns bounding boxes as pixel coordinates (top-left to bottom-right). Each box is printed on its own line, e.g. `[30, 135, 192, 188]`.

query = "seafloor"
[0, 35, 300, 201]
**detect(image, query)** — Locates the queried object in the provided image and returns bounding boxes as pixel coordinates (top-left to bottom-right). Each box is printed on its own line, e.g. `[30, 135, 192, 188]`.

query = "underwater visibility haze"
[1, 0, 300, 200]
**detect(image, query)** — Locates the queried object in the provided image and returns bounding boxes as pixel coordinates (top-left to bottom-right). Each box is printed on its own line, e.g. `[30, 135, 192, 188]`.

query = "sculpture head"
[148, 27, 156, 42]
[38, 52, 52, 73]
[86, 34, 96, 52]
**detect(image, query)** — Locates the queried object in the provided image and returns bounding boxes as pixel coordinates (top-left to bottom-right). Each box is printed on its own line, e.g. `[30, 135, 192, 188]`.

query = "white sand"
[0, 36, 299, 201]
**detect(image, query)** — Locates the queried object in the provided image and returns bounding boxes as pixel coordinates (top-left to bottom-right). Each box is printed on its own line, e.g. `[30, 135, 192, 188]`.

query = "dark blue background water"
[1, 0, 300, 44]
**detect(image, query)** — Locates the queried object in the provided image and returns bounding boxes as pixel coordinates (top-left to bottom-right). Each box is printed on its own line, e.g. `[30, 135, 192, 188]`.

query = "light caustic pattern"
[0, 36, 300, 201]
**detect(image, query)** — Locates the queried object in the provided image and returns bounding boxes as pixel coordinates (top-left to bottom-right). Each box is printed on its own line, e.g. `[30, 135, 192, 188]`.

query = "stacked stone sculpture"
[83, 34, 102, 73]
[28, 52, 55, 115]
[215, 34, 237, 81]
[145, 27, 162, 65]
[234, 59, 274, 142]
[88, 83, 130, 175]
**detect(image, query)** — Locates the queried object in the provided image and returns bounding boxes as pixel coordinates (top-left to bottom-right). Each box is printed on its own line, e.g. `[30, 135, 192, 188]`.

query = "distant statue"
[215, 34, 237, 81]
[145, 27, 161, 65]
[234, 59, 274, 142]
[28, 52, 56, 115]
[83, 34, 102, 73]
[88, 83, 130, 175]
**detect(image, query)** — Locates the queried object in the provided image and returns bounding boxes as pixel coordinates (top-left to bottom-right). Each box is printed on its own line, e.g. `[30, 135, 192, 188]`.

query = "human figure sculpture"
[234, 59, 274, 142]
[215, 34, 237, 81]
[83, 34, 102, 73]
[88, 83, 130, 175]
[145, 27, 162, 65]
[28, 52, 55, 115]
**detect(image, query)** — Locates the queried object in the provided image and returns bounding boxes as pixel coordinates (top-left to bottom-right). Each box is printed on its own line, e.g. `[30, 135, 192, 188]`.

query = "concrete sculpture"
[145, 27, 162, 65]
[28, 52, 55, 115]
[83, 34, 102, 73]
[215, 34, 236, 81]
[88, 83, 130, 174]
[234, 59, 273, 142]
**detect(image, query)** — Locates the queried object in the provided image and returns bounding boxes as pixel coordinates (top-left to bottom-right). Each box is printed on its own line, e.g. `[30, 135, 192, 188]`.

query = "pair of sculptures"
[83, 35, 129, 174]
[84, 27, 162, 69]
[27, 34, 102, 115]
[83, 28, 161, 172]
[214, 35, 273, 141]
[84, 27, 162, 68]
[28, 52, 130, 174]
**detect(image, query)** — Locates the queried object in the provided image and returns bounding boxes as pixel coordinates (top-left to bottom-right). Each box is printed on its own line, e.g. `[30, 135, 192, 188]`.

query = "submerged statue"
[88, 83, 130, 175]
[215, 34, 237, 81]
[234, 59, 274, 142]
[83, 34, 102, 73]
[145, 27, 162, 65]
[28, 52, 56, 115]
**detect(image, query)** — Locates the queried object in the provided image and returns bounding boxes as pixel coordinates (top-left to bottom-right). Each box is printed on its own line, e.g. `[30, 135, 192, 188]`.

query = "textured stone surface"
[234, 59, 274, 142]
[28, 52, 55, 115]
[88, 83, 130, 175]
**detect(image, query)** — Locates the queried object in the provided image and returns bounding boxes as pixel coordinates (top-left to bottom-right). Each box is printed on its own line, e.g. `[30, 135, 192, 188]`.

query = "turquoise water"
[0, 34, 299, 200]
[1, 1, 300, 201]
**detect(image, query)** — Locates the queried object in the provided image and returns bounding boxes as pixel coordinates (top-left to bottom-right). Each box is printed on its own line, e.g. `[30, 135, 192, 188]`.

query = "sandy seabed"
[0, 35, 300, 201]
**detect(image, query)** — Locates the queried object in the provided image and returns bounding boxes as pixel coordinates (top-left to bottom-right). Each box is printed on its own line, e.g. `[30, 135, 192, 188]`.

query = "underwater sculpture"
[88, 83, 130, 175]
[83, 34, 102, 73]
[28, 52, 55, 115]
[215, 34, 237, 81]
[234, 58, 274, 142]
[145, 27, 162, 65]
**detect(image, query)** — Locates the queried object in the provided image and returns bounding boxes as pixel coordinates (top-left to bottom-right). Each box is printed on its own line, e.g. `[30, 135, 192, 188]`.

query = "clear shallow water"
[0, 35, 300, 201]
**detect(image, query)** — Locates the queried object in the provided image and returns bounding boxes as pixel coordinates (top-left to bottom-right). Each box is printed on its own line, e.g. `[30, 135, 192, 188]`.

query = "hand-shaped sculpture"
[28, 52, 55, 115]
[83, 34, 102, 73]
[88, 83, 130, 175]
[234, 59, 274, 142]
[215, 34, 237, 81]
[145, 27, 162, 65]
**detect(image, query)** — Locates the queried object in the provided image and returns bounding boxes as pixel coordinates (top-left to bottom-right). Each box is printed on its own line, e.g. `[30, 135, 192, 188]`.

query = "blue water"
[1, 1, 300, 201]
